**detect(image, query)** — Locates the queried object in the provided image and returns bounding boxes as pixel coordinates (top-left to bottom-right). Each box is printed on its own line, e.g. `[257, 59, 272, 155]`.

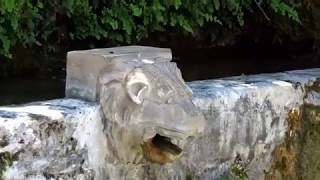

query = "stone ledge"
[1, 68, 320, 179]
[0, 99, 100, 179]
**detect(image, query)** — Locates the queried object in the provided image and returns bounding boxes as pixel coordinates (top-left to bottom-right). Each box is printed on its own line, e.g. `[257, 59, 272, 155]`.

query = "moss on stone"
[265, 107, 302, 180]
[0, 152, 13, 179]
[296, 104, 320, 180]
[266, 104, 320, 180]
[304, 78, 320, 99]
[186, 174, 200, 180]
[266, 79, 320, 180]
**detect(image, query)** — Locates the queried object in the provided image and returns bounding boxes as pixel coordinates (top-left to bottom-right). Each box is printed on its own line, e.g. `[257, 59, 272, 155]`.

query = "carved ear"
[125, 69, 150, 104]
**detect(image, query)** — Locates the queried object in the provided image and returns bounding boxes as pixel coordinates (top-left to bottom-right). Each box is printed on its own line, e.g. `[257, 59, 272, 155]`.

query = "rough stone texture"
[1, 97, 201, 180]
[95, 58, 206, 179]
[2, 50, 320, 180]
[66, 46, 172, 101]
[0, 99, 100, 180]
[2, 46, 207, 180]
[186, 68, 320, 179]
[1, 68, 320, 180]
[66, 46, 206, 180]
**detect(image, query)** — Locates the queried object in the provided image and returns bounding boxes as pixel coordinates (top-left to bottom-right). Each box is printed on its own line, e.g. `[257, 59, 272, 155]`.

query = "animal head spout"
[99, 61, 205, 165]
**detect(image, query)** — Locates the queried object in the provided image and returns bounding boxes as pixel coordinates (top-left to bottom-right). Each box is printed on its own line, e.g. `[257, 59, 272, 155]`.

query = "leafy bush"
[0, 0, 301, 58]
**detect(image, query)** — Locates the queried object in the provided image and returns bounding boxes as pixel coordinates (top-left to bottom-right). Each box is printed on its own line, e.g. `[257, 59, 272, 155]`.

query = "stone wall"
[0, 99, 99, 179]
[0, 46, 320, 180]
[187, 68, 320, 179]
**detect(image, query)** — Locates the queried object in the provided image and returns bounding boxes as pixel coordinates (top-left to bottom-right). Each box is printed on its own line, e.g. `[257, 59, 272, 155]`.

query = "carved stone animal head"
[99, 60, 205, 165]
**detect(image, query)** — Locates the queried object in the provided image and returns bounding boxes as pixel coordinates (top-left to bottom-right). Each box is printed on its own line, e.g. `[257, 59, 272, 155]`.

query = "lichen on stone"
[305, 78, 320, 94]
[266, 104, 320, 180]
[265, 107, 301, 180]
[0, 152, 13, 179]
[296, 104, 320, 180]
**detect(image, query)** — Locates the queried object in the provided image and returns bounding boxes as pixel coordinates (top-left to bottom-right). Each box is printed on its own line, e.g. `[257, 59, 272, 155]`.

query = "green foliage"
[0, 0, 60, 57]
[271, 0, 300, 23]
[230, 154, 248, 180]
[0, 0, 301, 58]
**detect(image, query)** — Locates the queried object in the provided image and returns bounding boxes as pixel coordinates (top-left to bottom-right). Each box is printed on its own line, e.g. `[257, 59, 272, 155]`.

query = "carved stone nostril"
[142, 134, 183, 165]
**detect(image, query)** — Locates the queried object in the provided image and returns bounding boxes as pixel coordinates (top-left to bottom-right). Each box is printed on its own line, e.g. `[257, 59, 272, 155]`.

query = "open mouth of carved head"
[141, 126, 191, 165]
[142, 134, 182, 165]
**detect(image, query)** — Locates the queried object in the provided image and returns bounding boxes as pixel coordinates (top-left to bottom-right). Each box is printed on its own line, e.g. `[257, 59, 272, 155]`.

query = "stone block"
[66, 46, 172, 101]
[0, 99, 100, 179]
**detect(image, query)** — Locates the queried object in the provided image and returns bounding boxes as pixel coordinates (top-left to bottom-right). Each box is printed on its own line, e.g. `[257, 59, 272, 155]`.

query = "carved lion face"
[99, 61, 205, 164]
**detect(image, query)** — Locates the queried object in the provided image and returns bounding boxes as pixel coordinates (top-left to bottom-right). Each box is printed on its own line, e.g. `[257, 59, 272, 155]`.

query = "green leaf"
[170, 15, 177, 26]
[197, 17, 204, 26]
[152, 0, 165, 11]
[172, 0, 182, 9]
[182, 23, 193, 32]
[37, 2, 44, 9]
[214, 0, 220, 10]
[10, 19, 19, 31]
[63, 0, 75, 14]
[131, 5, 142, 16]
[177, 15, 193, 32]
[0, 34, 11, 57]
[3, 0, 16, 12]
[110, 19, 118, 30]
[121, 16, 133, 34]
[271, 0, 301, 23]
[154, 10, 164, 22]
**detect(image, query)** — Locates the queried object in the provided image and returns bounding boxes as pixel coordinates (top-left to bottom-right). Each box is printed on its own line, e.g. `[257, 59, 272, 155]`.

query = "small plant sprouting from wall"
[220, 153, 249, 180]
[230, 153, 248, 180]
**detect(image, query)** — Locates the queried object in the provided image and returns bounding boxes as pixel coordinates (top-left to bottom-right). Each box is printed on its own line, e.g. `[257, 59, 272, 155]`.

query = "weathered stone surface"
[3, 97, 203, 180]
[66, 46, 206, 180]
[186, 68, 320, 179]
[1, 68, 320, 180]
[66, 46, 172, 101]
[96, 58, 205, 179]
[0, 99, 99, 180]
[2, 46, 206, 180]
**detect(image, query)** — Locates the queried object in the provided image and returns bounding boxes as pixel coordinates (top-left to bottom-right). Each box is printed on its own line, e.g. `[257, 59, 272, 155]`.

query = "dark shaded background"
[0, 36, 319, 105]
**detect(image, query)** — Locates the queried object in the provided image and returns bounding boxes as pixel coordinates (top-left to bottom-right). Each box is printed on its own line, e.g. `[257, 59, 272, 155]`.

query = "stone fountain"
[1, 46, 320, 180]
